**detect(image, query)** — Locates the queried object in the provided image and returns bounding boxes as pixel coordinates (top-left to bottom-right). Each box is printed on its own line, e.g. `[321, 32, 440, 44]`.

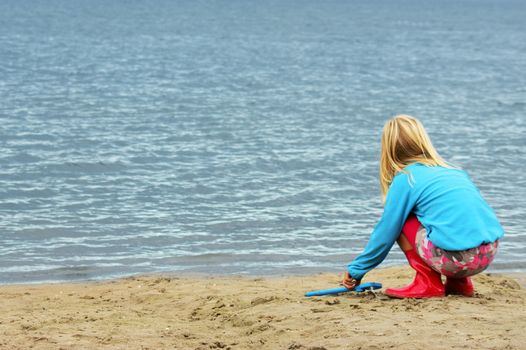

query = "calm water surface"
[0, 0, 525, 283]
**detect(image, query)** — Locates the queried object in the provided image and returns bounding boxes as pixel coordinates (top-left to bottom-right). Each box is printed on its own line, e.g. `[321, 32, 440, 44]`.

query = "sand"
[0, 267, 524, 350]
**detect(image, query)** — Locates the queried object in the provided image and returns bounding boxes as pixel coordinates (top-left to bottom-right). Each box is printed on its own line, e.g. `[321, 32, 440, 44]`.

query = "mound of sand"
[0, 267, 524, 349]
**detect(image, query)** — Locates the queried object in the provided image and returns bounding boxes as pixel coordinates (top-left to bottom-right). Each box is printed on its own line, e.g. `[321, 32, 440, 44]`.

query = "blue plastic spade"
[304, 282, 382, 297]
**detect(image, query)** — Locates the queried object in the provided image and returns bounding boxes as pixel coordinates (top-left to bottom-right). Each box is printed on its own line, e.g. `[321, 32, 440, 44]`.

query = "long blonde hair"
[380, 115, 451, 202]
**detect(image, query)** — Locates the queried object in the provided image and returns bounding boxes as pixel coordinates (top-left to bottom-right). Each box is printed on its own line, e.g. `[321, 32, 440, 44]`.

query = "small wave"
[43, 161, 126, 174]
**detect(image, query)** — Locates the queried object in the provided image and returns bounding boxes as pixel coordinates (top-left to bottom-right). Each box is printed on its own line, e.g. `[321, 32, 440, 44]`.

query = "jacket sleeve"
[347, 172, 417, 280]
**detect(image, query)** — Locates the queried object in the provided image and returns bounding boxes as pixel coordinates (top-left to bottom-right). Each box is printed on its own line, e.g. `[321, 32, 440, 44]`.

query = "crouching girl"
[343, 115, 504, 298]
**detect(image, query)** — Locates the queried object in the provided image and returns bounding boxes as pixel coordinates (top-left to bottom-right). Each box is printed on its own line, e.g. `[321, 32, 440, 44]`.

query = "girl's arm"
[347, 172, 416, 280]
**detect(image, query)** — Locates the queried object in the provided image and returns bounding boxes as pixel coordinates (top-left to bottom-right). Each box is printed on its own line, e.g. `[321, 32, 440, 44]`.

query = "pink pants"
[403, 215, 499, 278]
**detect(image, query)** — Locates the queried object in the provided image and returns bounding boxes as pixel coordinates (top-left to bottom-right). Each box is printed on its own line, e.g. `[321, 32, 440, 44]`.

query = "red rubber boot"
[445, 277, 474, 297]
[384, 249, 445, 298]
[384, 215, 445, 299]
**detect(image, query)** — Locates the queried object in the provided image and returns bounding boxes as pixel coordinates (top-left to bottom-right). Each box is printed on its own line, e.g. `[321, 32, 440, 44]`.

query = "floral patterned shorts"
[415, 226, 499, 278]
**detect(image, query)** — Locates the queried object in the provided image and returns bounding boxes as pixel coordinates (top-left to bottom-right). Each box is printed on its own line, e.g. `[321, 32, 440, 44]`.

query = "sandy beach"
[0, 267, 524, 350]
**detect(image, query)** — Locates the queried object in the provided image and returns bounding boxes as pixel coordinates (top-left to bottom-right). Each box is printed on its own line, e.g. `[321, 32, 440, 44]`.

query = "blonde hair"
[380, 115, 451, 202]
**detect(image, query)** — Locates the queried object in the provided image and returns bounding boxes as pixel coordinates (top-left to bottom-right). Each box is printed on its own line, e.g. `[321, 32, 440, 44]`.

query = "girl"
[343, 115, 504, 298]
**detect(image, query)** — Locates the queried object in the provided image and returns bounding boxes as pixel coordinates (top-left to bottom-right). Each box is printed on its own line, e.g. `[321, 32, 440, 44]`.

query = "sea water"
[0, 0, 525, 283]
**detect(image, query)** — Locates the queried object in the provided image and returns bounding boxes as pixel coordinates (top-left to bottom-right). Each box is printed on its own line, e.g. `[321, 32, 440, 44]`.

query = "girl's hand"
[342, 271, 361, 289]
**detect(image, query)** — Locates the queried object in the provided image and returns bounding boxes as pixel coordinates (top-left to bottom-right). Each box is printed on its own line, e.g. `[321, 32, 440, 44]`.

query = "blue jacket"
[347, 163, 504, 280]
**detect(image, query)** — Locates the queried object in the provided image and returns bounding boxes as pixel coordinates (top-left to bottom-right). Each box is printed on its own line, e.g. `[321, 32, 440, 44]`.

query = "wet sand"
[0, 267, 524, 350]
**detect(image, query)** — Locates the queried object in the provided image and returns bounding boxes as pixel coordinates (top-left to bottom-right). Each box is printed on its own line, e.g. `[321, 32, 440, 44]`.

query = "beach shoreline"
[1, 267, 524, 350]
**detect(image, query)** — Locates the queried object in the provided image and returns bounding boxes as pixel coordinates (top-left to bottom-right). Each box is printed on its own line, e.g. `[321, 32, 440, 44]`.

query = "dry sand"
[0, 267, 524, 350]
